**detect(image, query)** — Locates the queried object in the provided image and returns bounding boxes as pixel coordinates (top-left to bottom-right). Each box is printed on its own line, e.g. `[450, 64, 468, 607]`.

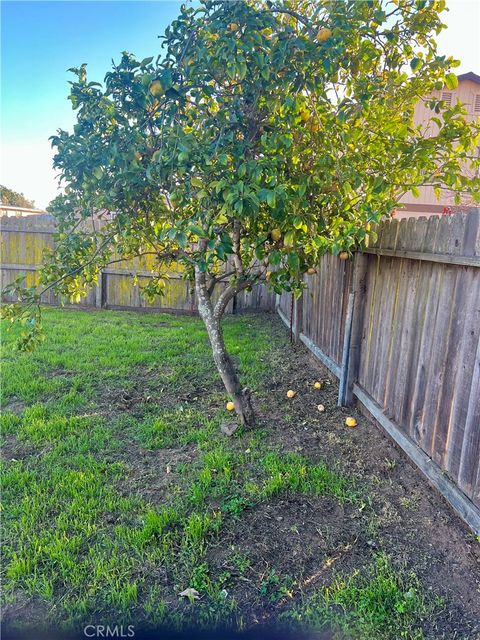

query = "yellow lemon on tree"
[314, 381, 322, 389]
[299, 109, 310, 122]
[307, 267, 317, 275]
[345, 417, 358, 428]
[316, 28, 332, 43]
[228, 22, 239, 31]
[287, 390, 296, 399]
[149, 80, 165, 97]
[339, 251, 349, 261]
[226, 401, 235, 411]
[271, 228, 282, 242]
[323, 184, 337, 193]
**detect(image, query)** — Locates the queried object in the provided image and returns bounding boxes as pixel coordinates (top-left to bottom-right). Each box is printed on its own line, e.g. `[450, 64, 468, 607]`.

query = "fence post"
[344, 252, 369, 406]
[293, 289, 303, 344]
[337, 292, 355, 406]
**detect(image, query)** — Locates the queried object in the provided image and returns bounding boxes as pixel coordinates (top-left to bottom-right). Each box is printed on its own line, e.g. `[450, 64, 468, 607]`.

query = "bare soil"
[204, 334, 480, 637]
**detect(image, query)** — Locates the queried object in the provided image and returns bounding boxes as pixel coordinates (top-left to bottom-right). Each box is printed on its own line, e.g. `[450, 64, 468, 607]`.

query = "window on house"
[441, 91, 453, 106]
[474, 94, 480, 114]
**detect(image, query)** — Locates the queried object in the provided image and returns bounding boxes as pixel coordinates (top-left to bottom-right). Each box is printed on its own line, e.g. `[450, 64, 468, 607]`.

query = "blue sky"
[1, 0, 479, 208]
[2, 2, 183, 137]
[1, 1, 183, 207]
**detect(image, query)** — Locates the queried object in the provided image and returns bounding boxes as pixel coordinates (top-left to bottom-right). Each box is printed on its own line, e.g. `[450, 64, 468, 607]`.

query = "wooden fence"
[278, 211, 480, 534]
[2, 211, 479, 532]
[0, 215, 275, 314]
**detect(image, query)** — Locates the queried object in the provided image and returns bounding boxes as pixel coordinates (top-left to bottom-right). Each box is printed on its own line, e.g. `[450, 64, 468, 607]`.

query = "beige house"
[395, 71, 480, 218]
[0, 204, 47, 217]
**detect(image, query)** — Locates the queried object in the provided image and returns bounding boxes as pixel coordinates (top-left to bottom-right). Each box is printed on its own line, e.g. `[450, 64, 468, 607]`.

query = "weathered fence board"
[279, 254, 352, 367]
[278, 211, 480, 533]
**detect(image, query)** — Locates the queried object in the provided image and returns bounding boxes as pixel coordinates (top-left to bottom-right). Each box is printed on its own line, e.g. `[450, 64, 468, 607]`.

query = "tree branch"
[213, 277, 255, 321]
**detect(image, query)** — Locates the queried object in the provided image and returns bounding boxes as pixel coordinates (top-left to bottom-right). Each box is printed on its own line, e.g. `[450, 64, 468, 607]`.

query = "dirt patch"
[97, 365, 212, 417]
[242, 335, 480, 636]
[118, 443, 199, 506]
[48, 368, 76, 379]
[2, 400, 26, 415]
[208, 495, 366, 625]
[1, 591, 49, 631]
[0, 433, 37, 462]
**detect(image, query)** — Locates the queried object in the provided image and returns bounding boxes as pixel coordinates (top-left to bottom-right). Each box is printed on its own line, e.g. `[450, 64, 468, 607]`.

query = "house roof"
[457, 72, 480, 84]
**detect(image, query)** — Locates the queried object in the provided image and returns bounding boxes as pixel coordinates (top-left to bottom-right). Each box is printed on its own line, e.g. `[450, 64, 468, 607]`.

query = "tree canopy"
[0, 185, 35, 209]
[3, 0, 480, 424]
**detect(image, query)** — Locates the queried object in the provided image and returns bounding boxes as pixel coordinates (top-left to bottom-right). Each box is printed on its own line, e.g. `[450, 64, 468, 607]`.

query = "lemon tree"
[4, 0, 479, 427]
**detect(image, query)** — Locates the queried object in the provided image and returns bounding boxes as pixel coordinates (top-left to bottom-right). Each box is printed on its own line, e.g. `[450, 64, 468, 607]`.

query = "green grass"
[0, 308, 440, 635]
[284, 553, 441, 640]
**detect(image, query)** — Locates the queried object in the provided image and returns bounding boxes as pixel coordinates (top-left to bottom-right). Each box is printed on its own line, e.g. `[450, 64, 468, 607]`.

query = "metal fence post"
[344, 252, 369, 406]
[337, 292, 355, 406]
[293, 289, 303, 344]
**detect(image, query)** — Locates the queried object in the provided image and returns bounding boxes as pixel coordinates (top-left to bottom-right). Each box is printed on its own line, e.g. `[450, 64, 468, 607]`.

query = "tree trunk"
[195, 267, 255, 428]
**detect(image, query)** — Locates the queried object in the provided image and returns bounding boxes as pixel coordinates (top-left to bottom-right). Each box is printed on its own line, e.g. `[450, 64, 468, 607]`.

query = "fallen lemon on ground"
[226, 401, 235, 411]
[314, 381, 322, 389]
[287, 390, 296, 399]
[345, 417, 358, 428]
[317, 404, 325, 412]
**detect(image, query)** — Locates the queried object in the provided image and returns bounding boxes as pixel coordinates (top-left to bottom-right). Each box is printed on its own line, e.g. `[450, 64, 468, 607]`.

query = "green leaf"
[189, 225, 205, 237]
[191, 176, 203, 188]
[269, 251, 281, 266]
[266, 191, 276, 208]
[159, 69, 174, 91]
[261, 67, 270, 81]
[444, 73, 458, 90]
[284, 231, 295, 247]
[238, 61, 247, 81]
[287, 251, 300, 270]
[255, 245, 265, 260]
[410, 58, 422, 72]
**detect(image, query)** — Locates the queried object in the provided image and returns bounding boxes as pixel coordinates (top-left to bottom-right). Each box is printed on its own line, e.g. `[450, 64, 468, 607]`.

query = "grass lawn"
[1, 308, 479, 637]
